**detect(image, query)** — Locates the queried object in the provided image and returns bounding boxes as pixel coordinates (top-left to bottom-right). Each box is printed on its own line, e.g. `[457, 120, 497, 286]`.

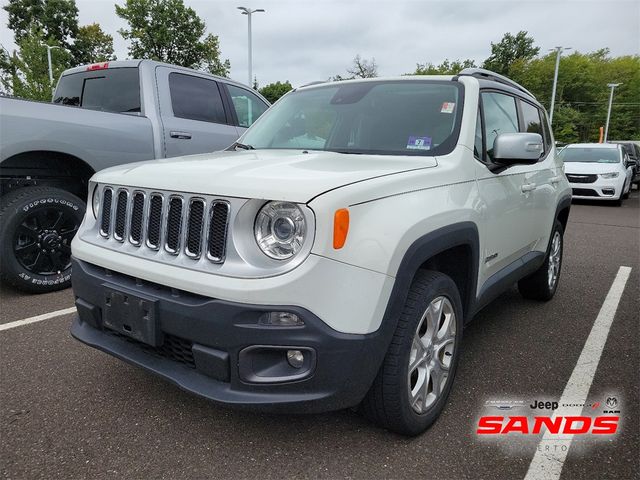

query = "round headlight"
[91, 185, 100, 219]
[254, 201, 306, 260]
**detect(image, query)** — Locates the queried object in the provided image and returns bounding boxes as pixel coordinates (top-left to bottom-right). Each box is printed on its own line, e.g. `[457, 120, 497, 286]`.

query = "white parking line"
[0, 306, 77, 332]
[524, 265, 632, 480]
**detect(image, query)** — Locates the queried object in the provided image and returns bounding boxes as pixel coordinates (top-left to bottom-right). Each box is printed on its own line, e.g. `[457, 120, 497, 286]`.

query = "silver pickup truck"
[0, 59, 270, 293]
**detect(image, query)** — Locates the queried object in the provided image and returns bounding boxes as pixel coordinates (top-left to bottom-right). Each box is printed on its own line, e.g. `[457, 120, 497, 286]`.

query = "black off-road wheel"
[0, 186, 85, 293]
[518, 220, 564, 301]
[361, 270, 463, 436]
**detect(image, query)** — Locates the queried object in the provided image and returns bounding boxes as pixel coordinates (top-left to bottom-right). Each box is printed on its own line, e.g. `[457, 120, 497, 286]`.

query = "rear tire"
[518, 221, 563, 301]
[0, 186, 85, 293]
[361, 270, 463, 436]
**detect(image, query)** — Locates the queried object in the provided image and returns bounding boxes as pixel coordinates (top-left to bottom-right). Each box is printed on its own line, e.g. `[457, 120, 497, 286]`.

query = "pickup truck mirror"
[492, 133, 543, 167]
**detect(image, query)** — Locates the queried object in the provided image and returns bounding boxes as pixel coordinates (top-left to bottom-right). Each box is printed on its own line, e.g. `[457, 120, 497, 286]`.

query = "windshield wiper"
[233, 142, 255, 150]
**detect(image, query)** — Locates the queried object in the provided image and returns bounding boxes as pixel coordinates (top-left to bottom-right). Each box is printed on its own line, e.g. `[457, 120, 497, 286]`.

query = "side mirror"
[492, 133, 543, 167]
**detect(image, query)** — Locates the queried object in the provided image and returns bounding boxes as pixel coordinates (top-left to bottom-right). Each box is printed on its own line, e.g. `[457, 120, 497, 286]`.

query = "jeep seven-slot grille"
[98, 186, 229, 263]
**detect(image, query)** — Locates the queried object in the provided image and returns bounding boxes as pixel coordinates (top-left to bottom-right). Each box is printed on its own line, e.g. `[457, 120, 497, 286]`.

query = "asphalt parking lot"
[1, 190, 638, 480]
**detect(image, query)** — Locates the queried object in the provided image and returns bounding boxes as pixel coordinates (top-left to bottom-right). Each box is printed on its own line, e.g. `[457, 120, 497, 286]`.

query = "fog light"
[287, 350, 305, 368]
[260, 311, 304, 326]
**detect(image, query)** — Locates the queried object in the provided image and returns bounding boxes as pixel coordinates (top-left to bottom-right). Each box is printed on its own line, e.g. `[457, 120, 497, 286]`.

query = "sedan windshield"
[559, 147, 620, 163]
[240, 80, 463, 156]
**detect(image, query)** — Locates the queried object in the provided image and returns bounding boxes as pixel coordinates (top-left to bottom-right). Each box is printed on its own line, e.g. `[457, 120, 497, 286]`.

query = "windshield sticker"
[406, 136, 432, 151]
[441, 102, 456, 114]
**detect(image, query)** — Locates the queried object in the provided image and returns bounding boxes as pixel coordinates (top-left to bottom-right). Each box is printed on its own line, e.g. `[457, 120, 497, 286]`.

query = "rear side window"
[481, 92, 519, 161]
[226, 84, 269, 127]
[169, 73, 226, 124]
[53, 67, 141, 113]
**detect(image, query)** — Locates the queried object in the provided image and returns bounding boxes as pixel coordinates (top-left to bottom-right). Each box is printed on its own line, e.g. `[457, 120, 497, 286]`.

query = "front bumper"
[568, 177, 624, 200]
[71, 258, 391, 413]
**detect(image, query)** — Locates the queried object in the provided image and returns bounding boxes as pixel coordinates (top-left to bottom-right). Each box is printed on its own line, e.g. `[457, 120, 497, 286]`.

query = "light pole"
[43, 44, 60, 97]
[604, 83, 622, 143]
[548, 46, 571, 125]
[237, 6, 265, 87]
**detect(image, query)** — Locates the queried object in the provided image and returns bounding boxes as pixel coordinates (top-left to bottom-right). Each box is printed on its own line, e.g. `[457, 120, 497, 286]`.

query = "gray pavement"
[1, 190, 638, 480]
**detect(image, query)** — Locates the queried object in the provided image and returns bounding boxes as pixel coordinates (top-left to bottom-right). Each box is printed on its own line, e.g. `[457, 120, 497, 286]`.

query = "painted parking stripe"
[524, 265, 632, 480]
[0, 306, 77, 332]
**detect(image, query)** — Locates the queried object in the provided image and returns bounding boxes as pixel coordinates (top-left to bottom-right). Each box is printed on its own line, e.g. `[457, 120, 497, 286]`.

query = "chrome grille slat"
[129, 191, 145, 246]
[100, 187, 113, 237]
[207, 201, 230, 263]
[114, 189, 129, 241]
[165, 196, 184, 254]
[147, 194, 163, 250]
[97, 185, 230, 265]
[185, 198, 205, 258]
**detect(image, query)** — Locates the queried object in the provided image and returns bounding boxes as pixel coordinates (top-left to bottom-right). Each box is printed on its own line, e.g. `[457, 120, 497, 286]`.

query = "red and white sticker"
[441, 102, 455, 114]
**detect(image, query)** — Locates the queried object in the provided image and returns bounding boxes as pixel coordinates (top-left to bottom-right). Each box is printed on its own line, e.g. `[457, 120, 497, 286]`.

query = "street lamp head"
[607, 83, 622, 88]
[238, 6, 265, 14]
[238, 6, 249, 14]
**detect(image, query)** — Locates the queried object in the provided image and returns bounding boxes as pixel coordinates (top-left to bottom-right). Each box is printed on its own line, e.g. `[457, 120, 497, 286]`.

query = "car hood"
[95, 149, 437, 203]
[564, 162, 622, 174]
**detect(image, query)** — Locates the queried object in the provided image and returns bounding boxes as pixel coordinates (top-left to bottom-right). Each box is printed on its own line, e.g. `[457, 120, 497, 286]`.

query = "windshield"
[240, 80, 463, 156]
[559, 147, 620, 163]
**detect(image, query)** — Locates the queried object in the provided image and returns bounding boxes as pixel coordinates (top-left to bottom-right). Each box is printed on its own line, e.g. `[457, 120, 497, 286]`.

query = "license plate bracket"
[102, 284, 162, 347]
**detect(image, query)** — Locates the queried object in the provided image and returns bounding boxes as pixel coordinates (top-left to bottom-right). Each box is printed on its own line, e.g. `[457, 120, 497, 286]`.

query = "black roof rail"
[458, 68, 535, 99]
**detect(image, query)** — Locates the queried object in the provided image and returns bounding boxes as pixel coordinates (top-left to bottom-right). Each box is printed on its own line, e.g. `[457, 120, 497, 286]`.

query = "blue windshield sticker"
[406, 136, 432, 151]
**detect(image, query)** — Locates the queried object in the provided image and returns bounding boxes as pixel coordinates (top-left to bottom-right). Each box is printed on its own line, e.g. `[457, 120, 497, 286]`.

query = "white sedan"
[560, 143, 634, 205]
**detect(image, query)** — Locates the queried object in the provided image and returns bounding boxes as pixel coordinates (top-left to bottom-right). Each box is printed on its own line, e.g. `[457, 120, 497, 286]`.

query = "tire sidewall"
[397, 274, 464, 434]
[0, 188, 85, 293]
[545, 221, 564, 297]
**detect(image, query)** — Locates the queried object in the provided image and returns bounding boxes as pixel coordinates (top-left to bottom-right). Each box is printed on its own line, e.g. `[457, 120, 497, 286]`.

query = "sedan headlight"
[599, 172, 619, 179]
[254, 201, 306, 260]
[91, 184, 100, 218]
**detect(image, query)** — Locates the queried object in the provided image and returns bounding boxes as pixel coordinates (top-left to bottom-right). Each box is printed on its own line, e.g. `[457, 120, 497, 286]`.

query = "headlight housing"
[91, 184, 100, 218]
[254, 201, 306, 260]
[599, 172, 619, 179]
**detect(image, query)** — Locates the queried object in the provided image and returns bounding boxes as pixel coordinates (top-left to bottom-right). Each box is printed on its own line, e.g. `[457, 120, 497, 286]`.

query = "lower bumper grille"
[572, 188, 599, 197]
[109, 330, 196, 368]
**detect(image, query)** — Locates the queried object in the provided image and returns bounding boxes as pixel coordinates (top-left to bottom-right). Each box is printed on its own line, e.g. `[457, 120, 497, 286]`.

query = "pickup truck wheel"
[0, 186, 85, 293]
[361, 270, 463, 436]
[518, 221, 563, 301]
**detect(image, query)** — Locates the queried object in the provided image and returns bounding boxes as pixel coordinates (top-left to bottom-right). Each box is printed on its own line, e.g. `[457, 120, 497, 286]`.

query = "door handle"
[170, 131, 192, 139]
[549, 176, 561, 184]
[521, 183, 537, 193]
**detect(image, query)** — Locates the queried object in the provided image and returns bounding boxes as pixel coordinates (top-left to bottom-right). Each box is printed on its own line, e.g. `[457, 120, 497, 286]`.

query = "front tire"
[362, 270, 463, 436]
[0, 186, 85, 293]
[518, 221, 563, 301]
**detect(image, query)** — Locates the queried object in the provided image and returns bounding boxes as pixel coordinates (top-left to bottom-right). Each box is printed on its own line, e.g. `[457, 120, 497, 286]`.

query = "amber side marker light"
[333, 208, 350, 249]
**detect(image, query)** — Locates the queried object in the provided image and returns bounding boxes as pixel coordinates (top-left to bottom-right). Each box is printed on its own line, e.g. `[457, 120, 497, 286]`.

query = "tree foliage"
[482, 31, 539, 76]
[4, 0, 79, 45]
[0, 26, 71, 100]
[509, 49, 640, 142]
[413, 59, 476, 75]
[74, 23, 116, 64]
[259, 80, 293, 103]
[347, 54, 378, 78]
[115, 0, 230, 76]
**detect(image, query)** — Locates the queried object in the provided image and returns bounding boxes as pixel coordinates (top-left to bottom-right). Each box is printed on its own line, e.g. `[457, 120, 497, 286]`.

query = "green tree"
[115, 0, 230, 76]
[482, 31, 539, 76]
[0, 26, 71, 100]
[259, 80, 293, 103]
[3, 0, 79, 46]
[74, 23, 116, 64]
[413, 59, 476, 75]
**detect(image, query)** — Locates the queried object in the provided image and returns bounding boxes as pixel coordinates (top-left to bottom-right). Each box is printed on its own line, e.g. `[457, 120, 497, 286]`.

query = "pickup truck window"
[241, 80, 463, 156]
[169, 73, 226, 124]
[53, 67, 141, 113]
[227, 84, 268, 128]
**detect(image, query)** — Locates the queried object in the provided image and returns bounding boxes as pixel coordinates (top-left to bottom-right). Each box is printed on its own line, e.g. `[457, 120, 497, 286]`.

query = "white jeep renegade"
[71, 68, 572, 435]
